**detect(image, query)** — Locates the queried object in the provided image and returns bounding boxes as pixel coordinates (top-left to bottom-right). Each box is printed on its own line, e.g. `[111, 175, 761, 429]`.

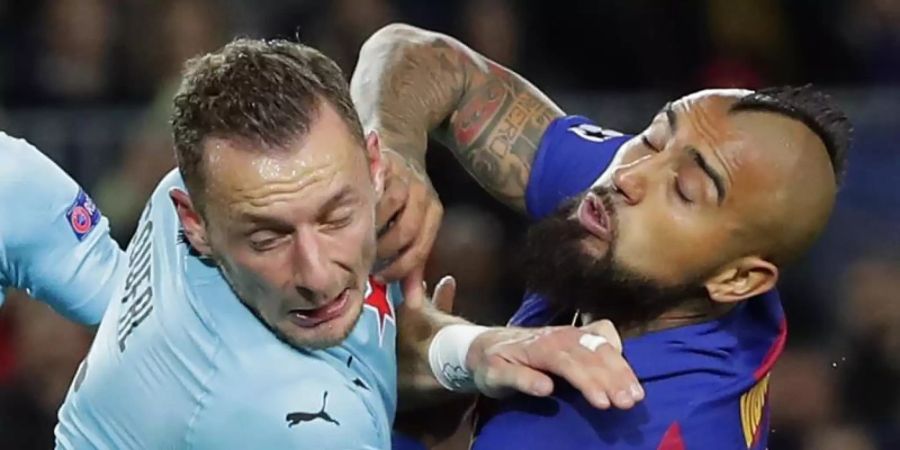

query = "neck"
[579, 298, 735, 339]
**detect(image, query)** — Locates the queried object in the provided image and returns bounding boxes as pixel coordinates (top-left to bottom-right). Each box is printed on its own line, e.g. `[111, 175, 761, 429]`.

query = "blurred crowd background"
[0, 0, 897, 449]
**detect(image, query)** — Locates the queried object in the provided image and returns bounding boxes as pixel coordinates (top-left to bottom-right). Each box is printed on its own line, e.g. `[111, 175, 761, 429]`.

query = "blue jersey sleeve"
[525, 116, 631, 220]
[0, 133, 126, 324]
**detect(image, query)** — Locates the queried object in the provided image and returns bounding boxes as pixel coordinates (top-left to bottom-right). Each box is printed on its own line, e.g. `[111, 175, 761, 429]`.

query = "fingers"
[375, 177, 409, 243]
[477, 355, 554, 399]
[526, 343, 624, 409]
[591, 344, 644, 408]
[538, 347, 615, 408]
[376, 180, 424, 261]
[558, 332, 642, 409]
[577, 319, 641, 407]
[400, 266, 426, 309]
[373, 149, 444, 281]
[377, 174, 432, 254]
[376, 191, 443, 281]
[580, 319, 623, 353]
[495, 327, 643, 410]
[375, 168, 409, 236]
[375, 150, 417, 256]
[431, 275, 456, 313]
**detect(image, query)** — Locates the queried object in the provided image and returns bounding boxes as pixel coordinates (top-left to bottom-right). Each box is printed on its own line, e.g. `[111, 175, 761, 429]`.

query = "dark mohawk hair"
[731, 85, 852, 183]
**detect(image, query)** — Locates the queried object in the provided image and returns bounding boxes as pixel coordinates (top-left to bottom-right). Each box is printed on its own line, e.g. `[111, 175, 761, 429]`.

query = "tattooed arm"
[351, 23, 564, 212]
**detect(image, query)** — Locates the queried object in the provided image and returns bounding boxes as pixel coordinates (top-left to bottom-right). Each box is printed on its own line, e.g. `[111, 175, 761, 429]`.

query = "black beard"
[519, 189, 707, 330]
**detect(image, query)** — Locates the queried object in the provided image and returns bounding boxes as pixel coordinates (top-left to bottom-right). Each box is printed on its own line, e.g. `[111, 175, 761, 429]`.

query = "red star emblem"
[364, 278, 396, 346]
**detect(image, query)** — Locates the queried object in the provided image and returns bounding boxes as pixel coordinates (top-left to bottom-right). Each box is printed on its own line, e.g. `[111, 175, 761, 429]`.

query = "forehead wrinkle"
[682, 99, 730, 148]
[229, 165, 341, 211]
[680, 101, 737, 189]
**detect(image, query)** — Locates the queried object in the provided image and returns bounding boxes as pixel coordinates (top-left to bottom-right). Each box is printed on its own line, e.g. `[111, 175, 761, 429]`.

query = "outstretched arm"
[351, 23, 564, 212]
[395, 277, 643, 412]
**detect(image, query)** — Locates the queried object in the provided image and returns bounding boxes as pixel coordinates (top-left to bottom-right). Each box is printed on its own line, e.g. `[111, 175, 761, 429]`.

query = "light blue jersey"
[56, 170, 402, 449]
[0, 132, 124, 324]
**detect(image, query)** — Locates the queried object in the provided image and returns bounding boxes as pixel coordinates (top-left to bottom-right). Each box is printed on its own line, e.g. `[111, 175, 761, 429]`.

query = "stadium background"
[0, 0, 897, 448]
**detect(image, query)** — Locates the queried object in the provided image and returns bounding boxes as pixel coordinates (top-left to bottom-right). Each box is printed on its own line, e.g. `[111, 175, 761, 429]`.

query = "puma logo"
[286, 391, 340, 428]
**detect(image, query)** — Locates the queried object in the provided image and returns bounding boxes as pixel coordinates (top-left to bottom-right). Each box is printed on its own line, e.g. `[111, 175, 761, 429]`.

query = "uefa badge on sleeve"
[66, 189, 102, 241]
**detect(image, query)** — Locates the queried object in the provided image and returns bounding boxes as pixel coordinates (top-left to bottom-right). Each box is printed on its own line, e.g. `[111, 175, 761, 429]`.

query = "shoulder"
[0, 133, 80, 224]
[475, 367, 758, 449]
[0, 132, 78, 197]
[0, 132, 95, 251]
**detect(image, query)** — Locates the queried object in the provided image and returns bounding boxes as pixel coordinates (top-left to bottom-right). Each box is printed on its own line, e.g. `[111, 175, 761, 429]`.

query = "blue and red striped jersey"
[472, 116, 786, 450]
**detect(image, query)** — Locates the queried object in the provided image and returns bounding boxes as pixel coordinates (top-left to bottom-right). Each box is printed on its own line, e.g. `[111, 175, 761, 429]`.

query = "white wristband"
[428, 324, 490, 392]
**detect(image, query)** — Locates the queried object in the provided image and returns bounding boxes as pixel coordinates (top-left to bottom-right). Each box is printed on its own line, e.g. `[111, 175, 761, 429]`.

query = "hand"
[430, 275, 456, 314]
[465, 320, 644, 410]
[374, 149, 443, 282]
[398, 265, 456, 314]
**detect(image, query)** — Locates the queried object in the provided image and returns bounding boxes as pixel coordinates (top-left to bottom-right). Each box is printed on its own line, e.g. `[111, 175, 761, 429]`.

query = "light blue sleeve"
[0, 132, 126, 324]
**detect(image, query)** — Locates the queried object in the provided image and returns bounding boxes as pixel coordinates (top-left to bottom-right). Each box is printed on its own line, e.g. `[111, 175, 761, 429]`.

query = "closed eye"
[324, 212, 354, 230]
[674, 176, 692, 204]
[249, 233, 289, 252]
[641, 135, 661, 152]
